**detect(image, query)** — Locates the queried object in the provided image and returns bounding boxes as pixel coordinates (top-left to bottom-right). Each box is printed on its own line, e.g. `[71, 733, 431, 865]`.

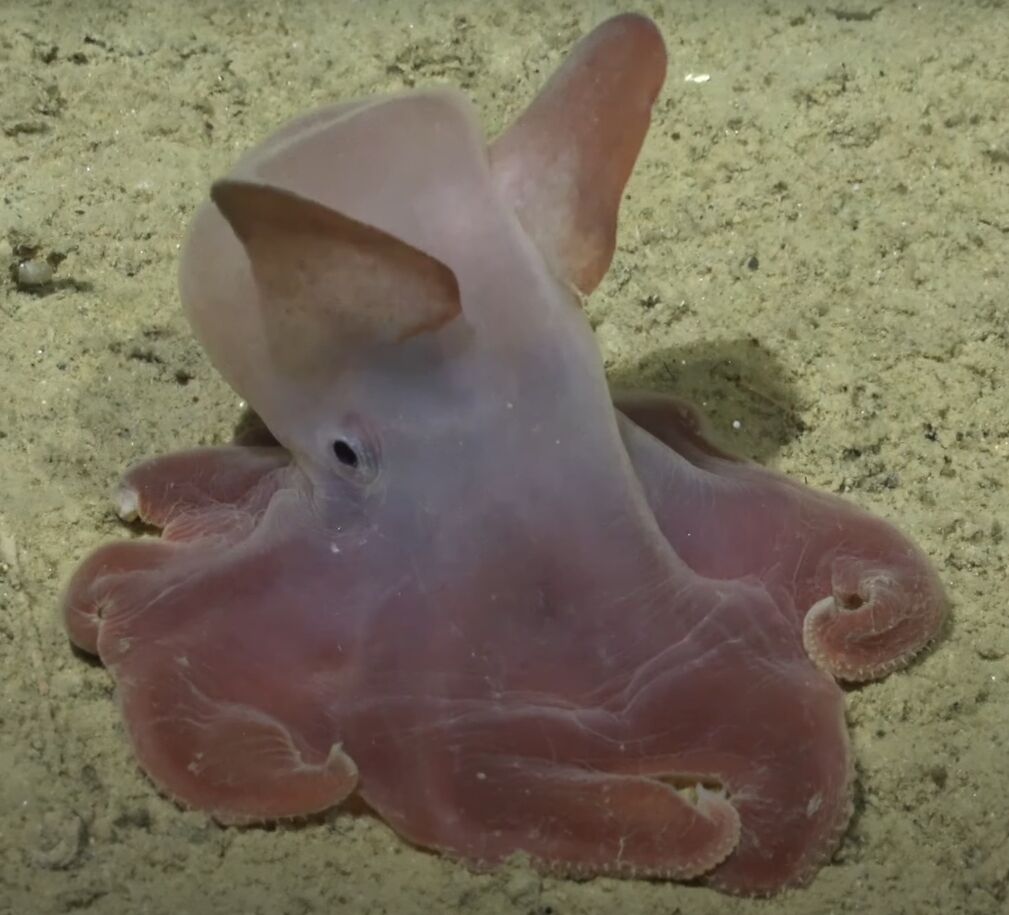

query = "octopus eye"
[332, 439, 360, 468]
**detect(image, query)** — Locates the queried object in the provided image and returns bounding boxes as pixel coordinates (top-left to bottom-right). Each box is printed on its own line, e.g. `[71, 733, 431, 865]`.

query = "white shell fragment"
[16, 258, 53, 288]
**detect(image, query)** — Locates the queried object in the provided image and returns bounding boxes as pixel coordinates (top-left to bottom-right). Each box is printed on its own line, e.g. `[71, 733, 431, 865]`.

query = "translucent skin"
[60, 13, 942, 896]
[616, 394, 948, 683]
[64, 438, 851, 892]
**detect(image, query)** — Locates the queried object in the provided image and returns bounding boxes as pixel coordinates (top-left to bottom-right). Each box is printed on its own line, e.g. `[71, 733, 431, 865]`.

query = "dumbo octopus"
[62, 13, 946, 894]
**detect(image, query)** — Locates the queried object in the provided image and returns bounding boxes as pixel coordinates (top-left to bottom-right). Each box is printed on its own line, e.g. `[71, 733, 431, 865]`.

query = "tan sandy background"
[1, 1, 1007, 913]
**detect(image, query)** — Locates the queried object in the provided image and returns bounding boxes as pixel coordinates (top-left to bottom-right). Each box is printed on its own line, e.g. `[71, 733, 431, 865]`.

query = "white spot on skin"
[115, 487, 139, 521]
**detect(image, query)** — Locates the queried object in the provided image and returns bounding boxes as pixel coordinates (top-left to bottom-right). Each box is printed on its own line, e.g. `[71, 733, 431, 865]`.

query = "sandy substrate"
[1, 1, 1006, 913]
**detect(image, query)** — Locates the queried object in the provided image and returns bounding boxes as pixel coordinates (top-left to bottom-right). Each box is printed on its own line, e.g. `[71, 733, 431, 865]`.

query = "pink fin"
[489, 13, 667, 292]
[210, 179, 461, 373]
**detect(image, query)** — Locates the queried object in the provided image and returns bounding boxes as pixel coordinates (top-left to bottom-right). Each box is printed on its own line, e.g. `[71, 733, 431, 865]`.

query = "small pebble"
[16, 258, 53, 288]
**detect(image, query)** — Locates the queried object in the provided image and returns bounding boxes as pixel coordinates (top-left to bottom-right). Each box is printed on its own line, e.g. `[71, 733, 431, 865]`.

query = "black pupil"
[332, 440, 359, 468]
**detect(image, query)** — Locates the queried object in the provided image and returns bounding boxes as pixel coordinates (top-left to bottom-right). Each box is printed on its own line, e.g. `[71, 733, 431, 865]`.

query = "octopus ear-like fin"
[489, 13, 667, 293]
[211, 179, 461, 373]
